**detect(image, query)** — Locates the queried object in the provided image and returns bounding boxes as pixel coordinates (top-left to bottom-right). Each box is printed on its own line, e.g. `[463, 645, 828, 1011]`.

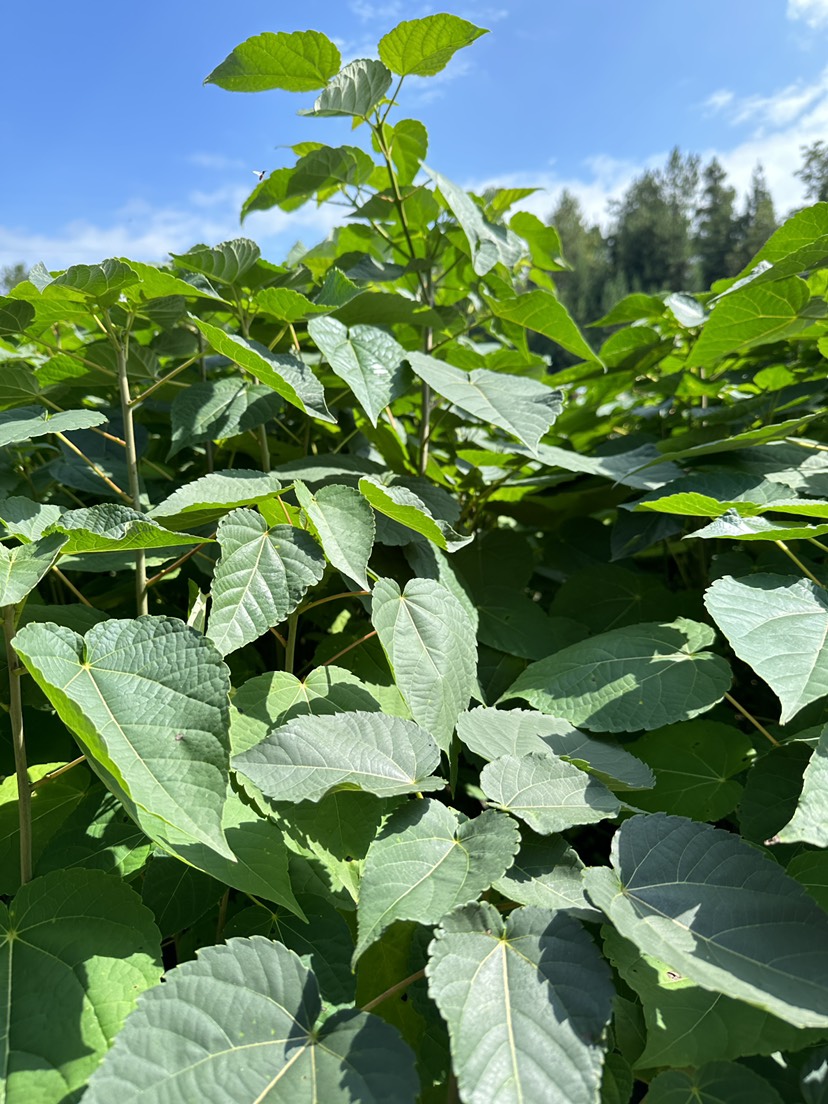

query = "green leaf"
[51, 258, 139, 302]
[84, 937, 418, 1104]
[14, 616, 233, 857]
[300, 58, 393, 118]
[480, 752, 620, 833]
[406, 351, 563, 456]
[233, 710, 443, 803]
[510, 211, 567, 271]
[0, 531, 67, 606]
[205, 29, 341, 92]
[379, 14, 487, 76]
[427, 166, 524, 275]
[0, 868, 162, 1104]
[626, 720, 753, 821]
[550, 564, 682, 635]
[692, 510, 828, 541]
[168, 378, 282, 457]
[584, 813, 828, 1028]
[476, 585, 572, 659]
[778, 724, 828, 845]
[486, 288, 600, 363]
[645, 1062, 784, 1104]
[170, 238, 260, 285]
[383, 118, 427, 186]
[687, 276, 813, 367]
[191, 316, 334, 423]
[372, 576, 477, 751]
[0, 405, 107, 448]
[603, 926, 825, 1069]
[254, 286, 327, 323]
[359, 476, 471, 552]
[426, 903, 614, 1104]
[46, 504, 206, 554]
[0, 363, 40, 410]
[788, 850, 828, 911]
[492, 826, 599, 919]
[535, 442, 681, 490]
[207, 510, 325, 656]
[0, 497, 61, 543]
[503, 619, 731, 732]
[141, 853, 225, 938]
[0, 296, 35, 334]
[119, 259, 228, 302]
[457, 706, 657, 794]
[295, 480, 374, 588]
[231, 664, 381, 752]
[734, 202, 828, 287]
[354, 799, 519, 960]
[705, 572, 828, 723]
[149, 469, 284, 530]
[308, 316, 407, 425]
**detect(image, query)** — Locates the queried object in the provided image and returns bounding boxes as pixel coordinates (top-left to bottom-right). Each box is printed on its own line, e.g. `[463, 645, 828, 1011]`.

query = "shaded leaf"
[778, 724, 828, 845]
[301, 58, 392, 118]
[84, 937, 418, 1104]
[360, 476, 471, 552]
[492, 826, 599, 919]
[585, 813, 828, 1028]
[426, 903, 614, 1104]
[504, 619, 731, 733]
[646, 1061, 783, 1104]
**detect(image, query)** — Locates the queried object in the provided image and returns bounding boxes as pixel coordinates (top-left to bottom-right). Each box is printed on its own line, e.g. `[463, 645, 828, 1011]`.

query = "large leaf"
[0, 296, 35, 335]
[168, 378, 282, 457]
[645, 1062, 784, 1104]
[427, 166, 524, 275]
[0, 868, 162, 1104]
[585, 813, 828, 1028]
[232, 710, 443, 803]
[205, 29, 341, 92]
[372, 576, 477, 751]
[301, 58, 392, 119]
[170, 239, 260, 285]
[456, 706, 654, 790]
[308, 316, 407, 425]
[426, 903, 614, 1104]
[734, 202, 828, 287]
[0, 496, 63, 541]
[207, 510, 325, 656]
[359, 476, 471, 552]
[778, 725, 828, 846]
[379, 14, 487, 76]
[626, 720, 753, 821]
[603, 926, 825, 1069]
[406, 350, 562, 455]
[46, 504, 205, 554]
[480, 752, 620, 834]
[230, 664, 381, 751]
[492, 827, 599, 919]
[84, 937, 418, 1104]
[149, 469, 284, 530]
[486, 288, 600, 363]
[687, 276, 812, 367]
[0, 531, 67, 606]
[705, 572, 828, 723]
[503, 619, 731, 732]
[354, 799, 519, 961]
[191, 317, 334, 422]
[50, 258, 139, 302]
[295, 479, 374, 588]
[0, 405, 107, 448]
[14, 616, 233, 857]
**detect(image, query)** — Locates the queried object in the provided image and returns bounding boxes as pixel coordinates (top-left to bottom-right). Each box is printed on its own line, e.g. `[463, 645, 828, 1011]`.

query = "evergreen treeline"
[551, 141, 828, 329]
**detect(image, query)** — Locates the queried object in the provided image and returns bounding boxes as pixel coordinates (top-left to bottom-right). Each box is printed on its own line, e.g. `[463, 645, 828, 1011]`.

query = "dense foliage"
[1, 14, 828, 1103]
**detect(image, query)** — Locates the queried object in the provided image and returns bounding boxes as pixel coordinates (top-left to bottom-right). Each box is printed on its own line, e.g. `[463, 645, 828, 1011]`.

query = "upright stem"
[257, 425, 271, 472]
[4, 603, 32, 883]
[285, 612, 299, 674]
[114, 332, 148, 614]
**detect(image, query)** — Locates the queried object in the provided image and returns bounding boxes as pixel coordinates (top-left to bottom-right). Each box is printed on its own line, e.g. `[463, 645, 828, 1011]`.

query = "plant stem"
[54, 432, 132, 503]
[310, 628, 377, 673]
[145, 542, 210, 589]
[4, 603, 32, 883]
[360, 968, 425, 1013]
[257, 424, 271, 472]
[32, 755, 86, 788]
[113, 329, 148, 614]
[774, 540, 824, 588]
[285, 612, 299, 674]
[298, 590, 370, 615]
[725, 691, 780, 747]
[51, 566, 94, 607]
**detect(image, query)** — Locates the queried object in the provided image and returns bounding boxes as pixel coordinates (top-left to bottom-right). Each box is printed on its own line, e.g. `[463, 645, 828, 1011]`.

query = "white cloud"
[703, 89, 734, 113]
[0, 185, 343, 271]
[186, 152, 246, 171]
[788, 0, 828, 28]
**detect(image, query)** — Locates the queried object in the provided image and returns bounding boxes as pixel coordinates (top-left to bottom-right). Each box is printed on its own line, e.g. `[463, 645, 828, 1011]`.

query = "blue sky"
[3, 0, 828, 270]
